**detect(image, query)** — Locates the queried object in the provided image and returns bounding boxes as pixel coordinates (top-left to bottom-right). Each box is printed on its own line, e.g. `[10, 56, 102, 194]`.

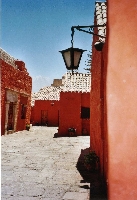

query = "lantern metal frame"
[59, 47, 86, 71]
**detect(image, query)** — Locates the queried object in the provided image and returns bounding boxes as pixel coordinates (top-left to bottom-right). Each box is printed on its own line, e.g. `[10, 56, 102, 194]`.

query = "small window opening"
[81, 107, 90, 119]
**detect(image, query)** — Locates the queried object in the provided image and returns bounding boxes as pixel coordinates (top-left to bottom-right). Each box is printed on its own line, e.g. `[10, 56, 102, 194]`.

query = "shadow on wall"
[76, 148, 107, 200]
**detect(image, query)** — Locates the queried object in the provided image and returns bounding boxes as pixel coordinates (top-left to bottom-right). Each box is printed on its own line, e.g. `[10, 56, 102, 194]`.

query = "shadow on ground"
[76, 148, 107, 200]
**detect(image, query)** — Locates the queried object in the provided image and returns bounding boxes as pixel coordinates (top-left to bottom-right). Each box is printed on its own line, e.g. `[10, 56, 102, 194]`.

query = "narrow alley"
[1, 126, 91, 200]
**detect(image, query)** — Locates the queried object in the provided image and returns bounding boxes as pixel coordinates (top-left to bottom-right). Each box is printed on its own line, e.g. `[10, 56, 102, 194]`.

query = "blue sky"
[1, 0, 96, 92]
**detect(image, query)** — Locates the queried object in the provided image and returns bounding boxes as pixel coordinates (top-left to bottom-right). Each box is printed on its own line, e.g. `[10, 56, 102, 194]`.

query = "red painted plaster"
[107, 1, 137, 199]
[1, 59, 32, 135]
[16, 95, 29, 131]
[31, 92, 90, 136]
[91, 1, 137, 198]
[58, 92, 90, 136]
[90, 15, 108, 178]
[31, 100, 60, 127]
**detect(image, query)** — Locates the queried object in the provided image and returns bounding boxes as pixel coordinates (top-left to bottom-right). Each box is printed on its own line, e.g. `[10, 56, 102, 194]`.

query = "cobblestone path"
[1, 126, 90, 200]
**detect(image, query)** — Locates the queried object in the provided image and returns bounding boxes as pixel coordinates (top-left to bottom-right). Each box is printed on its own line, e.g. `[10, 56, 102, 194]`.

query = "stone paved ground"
[1, 126, 91, 200]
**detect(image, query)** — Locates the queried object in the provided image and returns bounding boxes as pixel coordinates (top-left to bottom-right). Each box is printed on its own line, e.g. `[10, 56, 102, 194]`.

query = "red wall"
[31, 92, 90, 136]
[91, 1, 137, 198]
[1, 59, 32, 135]
[107, 1, 137, 199]
[58, 92, 90, 136]
[31, 100, 60, 127]
[90, 14, 108, 178]
[16, 95, 28, 131]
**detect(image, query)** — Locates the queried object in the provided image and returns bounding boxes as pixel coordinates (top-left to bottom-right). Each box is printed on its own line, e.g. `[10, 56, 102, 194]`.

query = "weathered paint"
[1, 58, 32, 135]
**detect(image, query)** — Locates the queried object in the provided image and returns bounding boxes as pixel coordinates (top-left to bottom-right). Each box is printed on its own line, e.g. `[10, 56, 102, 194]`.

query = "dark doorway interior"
[7, 102, 14, 130]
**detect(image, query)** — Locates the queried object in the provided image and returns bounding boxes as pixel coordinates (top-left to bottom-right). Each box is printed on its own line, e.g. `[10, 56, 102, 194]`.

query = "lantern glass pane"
[74, 51, 82, 67]
[63, 51, 71, 68]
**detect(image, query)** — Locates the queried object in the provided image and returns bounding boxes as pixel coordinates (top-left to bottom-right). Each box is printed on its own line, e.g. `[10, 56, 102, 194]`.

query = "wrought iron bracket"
[71, 24, 106, 47]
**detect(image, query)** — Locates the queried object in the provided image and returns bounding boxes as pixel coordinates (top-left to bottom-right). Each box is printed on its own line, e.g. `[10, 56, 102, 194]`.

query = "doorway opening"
[7, 102, 14, 130]
[41, 110, 48, 126]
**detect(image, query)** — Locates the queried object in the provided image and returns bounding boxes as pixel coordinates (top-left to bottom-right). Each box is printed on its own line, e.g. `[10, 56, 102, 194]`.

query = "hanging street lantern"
[59, 25, 106, 73]
[59, 47, 86, 73]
